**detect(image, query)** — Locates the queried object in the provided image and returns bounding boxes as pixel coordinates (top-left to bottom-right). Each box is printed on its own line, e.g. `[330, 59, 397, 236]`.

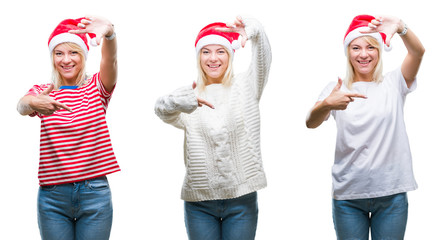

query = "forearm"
[154, 85, 198, 127]
[244, 18, 272, 100]
[100, 26, 118, 92]
[306, 101, 332, 129]
[17, 95, 36, 116]
[398, 21, 425, 58]
[395, 19, 424, 87]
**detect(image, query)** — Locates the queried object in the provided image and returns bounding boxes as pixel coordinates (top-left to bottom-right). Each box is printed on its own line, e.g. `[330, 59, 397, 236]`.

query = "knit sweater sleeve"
[154, 85, 198, 129]
[242, 18, 272, 101]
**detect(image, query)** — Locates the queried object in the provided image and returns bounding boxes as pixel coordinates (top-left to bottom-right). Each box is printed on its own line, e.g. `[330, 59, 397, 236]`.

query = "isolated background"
[1, 0, 440, 239]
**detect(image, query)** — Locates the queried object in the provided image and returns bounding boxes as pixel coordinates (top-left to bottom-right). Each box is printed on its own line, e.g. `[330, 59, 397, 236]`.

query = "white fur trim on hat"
[48, 33, 89, 58]
[343, 27, 384, 56]
[195, 35, 234, 55]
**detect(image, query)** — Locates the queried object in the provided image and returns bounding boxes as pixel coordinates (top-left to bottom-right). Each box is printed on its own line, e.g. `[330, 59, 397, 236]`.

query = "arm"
[99, 23, 117, 93]
[243, 17, 272, 100]
[70, 16, 117, 92]
[306, 79, 367, 128]
[17, 84, 71, 116]
[398, 25, 425, 88]
[364, 16, 425, 88]
[154, 85, 203, 129]
[218, 16, 272, 100]
[306, 101, 333, 129]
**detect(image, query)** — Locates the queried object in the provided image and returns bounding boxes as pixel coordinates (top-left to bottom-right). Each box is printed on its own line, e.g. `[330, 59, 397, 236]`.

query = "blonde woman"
[155, 16, 271, 240]
[17, 16, 119, 240]
[306, 15, 424, 239]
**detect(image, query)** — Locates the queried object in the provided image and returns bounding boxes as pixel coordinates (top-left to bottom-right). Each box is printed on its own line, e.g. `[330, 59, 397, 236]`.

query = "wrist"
[105, 24, 116, 40]
[397, 20, 408, 36]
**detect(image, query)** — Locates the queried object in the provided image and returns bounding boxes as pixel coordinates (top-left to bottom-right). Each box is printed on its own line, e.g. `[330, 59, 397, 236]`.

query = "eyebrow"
[201, 47, 226, 51]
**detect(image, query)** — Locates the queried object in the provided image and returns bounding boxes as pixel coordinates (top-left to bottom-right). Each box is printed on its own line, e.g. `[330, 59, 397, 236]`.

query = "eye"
[55, 52, 63, 56]
[71, 51, 79, 55]
[217, 49, 226, 54]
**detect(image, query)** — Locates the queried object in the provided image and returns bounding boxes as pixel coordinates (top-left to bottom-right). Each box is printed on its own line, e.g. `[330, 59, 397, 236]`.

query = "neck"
[354, 72, 374, 82]
[206, 77, 223, 85]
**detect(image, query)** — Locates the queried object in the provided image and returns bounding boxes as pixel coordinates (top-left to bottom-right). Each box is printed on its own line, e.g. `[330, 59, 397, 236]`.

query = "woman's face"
[348, 37, 379, 80]
[200, 44, 229, 84]
[53, 44, 83, 85]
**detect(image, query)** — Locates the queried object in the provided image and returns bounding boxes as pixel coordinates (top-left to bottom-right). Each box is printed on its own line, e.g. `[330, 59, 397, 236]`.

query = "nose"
[360, 48, 369, 58]
[62, 54, 72, 63]
[209, 52, 218, 61]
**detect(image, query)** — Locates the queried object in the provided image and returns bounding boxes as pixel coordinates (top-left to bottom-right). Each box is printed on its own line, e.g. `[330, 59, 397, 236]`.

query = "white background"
[1, 0, 440, 239]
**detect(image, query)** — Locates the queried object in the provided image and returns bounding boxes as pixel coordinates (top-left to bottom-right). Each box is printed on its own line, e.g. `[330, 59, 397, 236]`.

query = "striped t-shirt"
[27, 73, 120, 185]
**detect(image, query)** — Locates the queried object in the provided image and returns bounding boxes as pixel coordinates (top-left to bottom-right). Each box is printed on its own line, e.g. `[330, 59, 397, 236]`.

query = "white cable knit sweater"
[155, 18, 271, 202]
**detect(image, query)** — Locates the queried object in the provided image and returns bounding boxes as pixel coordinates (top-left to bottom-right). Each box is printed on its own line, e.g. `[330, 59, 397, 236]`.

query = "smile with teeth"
[208, 64, 221, 68]
[358, 60, 371, 65]
[62, 65, 75, 70]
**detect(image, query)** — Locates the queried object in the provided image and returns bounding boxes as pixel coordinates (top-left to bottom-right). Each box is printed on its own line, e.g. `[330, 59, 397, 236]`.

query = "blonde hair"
[195, 46, 234, 92]
[344, 36, 383, 89]
[51, 42, 87, 89]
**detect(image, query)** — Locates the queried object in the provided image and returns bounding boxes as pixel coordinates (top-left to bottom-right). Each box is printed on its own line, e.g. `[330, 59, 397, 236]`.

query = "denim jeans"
[37, 176, 113, 240]
[184, 192, 258, 240]
[332, 192, 408, 240]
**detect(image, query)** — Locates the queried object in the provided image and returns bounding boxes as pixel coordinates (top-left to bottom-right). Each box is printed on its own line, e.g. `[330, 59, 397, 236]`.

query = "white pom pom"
[231, 40, 241, 50]
[384, 44, 392, 52]
[89, 38, 98, 47]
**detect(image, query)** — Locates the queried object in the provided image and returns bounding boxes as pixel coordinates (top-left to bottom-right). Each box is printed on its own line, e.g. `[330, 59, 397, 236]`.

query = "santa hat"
[343, 15, 392, 56]
[48, 18, 96, 59]
[195, 22, 241, 55]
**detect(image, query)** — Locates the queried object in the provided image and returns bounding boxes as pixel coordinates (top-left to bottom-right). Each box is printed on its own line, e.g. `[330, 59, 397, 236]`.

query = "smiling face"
[53, 43, 84, 85]
[348, 37, 380, 82]
[199, 44, 230, 85]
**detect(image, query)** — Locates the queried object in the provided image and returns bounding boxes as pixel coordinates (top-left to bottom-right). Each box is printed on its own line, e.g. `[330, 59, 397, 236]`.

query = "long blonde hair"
[51, 42, 87, 89]
[195, 46, 234, 92]
[344, 36, 383, 89]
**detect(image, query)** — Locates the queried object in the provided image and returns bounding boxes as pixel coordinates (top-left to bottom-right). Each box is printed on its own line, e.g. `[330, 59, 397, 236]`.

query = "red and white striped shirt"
[27, 73, 120, 185]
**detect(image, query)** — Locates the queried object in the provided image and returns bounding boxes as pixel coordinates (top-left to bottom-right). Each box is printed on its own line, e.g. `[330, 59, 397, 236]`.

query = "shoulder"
[26, 83, 52, 96]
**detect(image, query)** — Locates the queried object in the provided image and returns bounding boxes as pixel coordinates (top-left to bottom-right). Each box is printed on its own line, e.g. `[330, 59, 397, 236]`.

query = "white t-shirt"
[318, 68, 418, 200]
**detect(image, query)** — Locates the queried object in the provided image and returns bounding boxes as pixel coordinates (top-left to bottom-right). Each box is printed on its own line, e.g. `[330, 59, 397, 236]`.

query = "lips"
[357, 60, 371, 66]
[61, 65, 75, 71]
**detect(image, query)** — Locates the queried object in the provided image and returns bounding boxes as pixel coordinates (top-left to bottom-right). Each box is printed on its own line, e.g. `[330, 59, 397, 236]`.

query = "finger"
[68, 29, 87, 34]
[94, 34, 103, 46]
[197, 98, 214, 109]
[346, 93, 367, 99]
[215, 27, 234, 33]
[385, 34, 393, 47]
[333, 78, 343, 91]
[81, 18, 92, 25]
[233, 16, 244, 27]
[54, 102, 72, 112]
[241, 37, 248, 48]
[42, 84, 54, 95]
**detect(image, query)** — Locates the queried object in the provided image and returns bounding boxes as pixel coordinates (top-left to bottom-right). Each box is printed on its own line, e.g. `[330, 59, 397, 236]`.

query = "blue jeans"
[184, 192, 258, 240]
[332, 192, 408, 240]
[37, 176, 113, 240]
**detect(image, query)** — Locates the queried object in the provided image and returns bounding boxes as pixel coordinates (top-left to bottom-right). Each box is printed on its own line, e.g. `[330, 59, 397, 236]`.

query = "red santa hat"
[195, 22, 241, 55]
[343, 15, 392, 56]
[48, 18, 96, 59]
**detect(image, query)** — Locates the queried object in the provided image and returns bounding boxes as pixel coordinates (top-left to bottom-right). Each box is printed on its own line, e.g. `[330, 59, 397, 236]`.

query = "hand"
[360, 15, 403, 47]
[192, 82, 214, 109]
[31, 85, 72, 115]
[216, 16, 248, 48]
[69, 15, 114, 46]
[324, 78, 367, 110]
